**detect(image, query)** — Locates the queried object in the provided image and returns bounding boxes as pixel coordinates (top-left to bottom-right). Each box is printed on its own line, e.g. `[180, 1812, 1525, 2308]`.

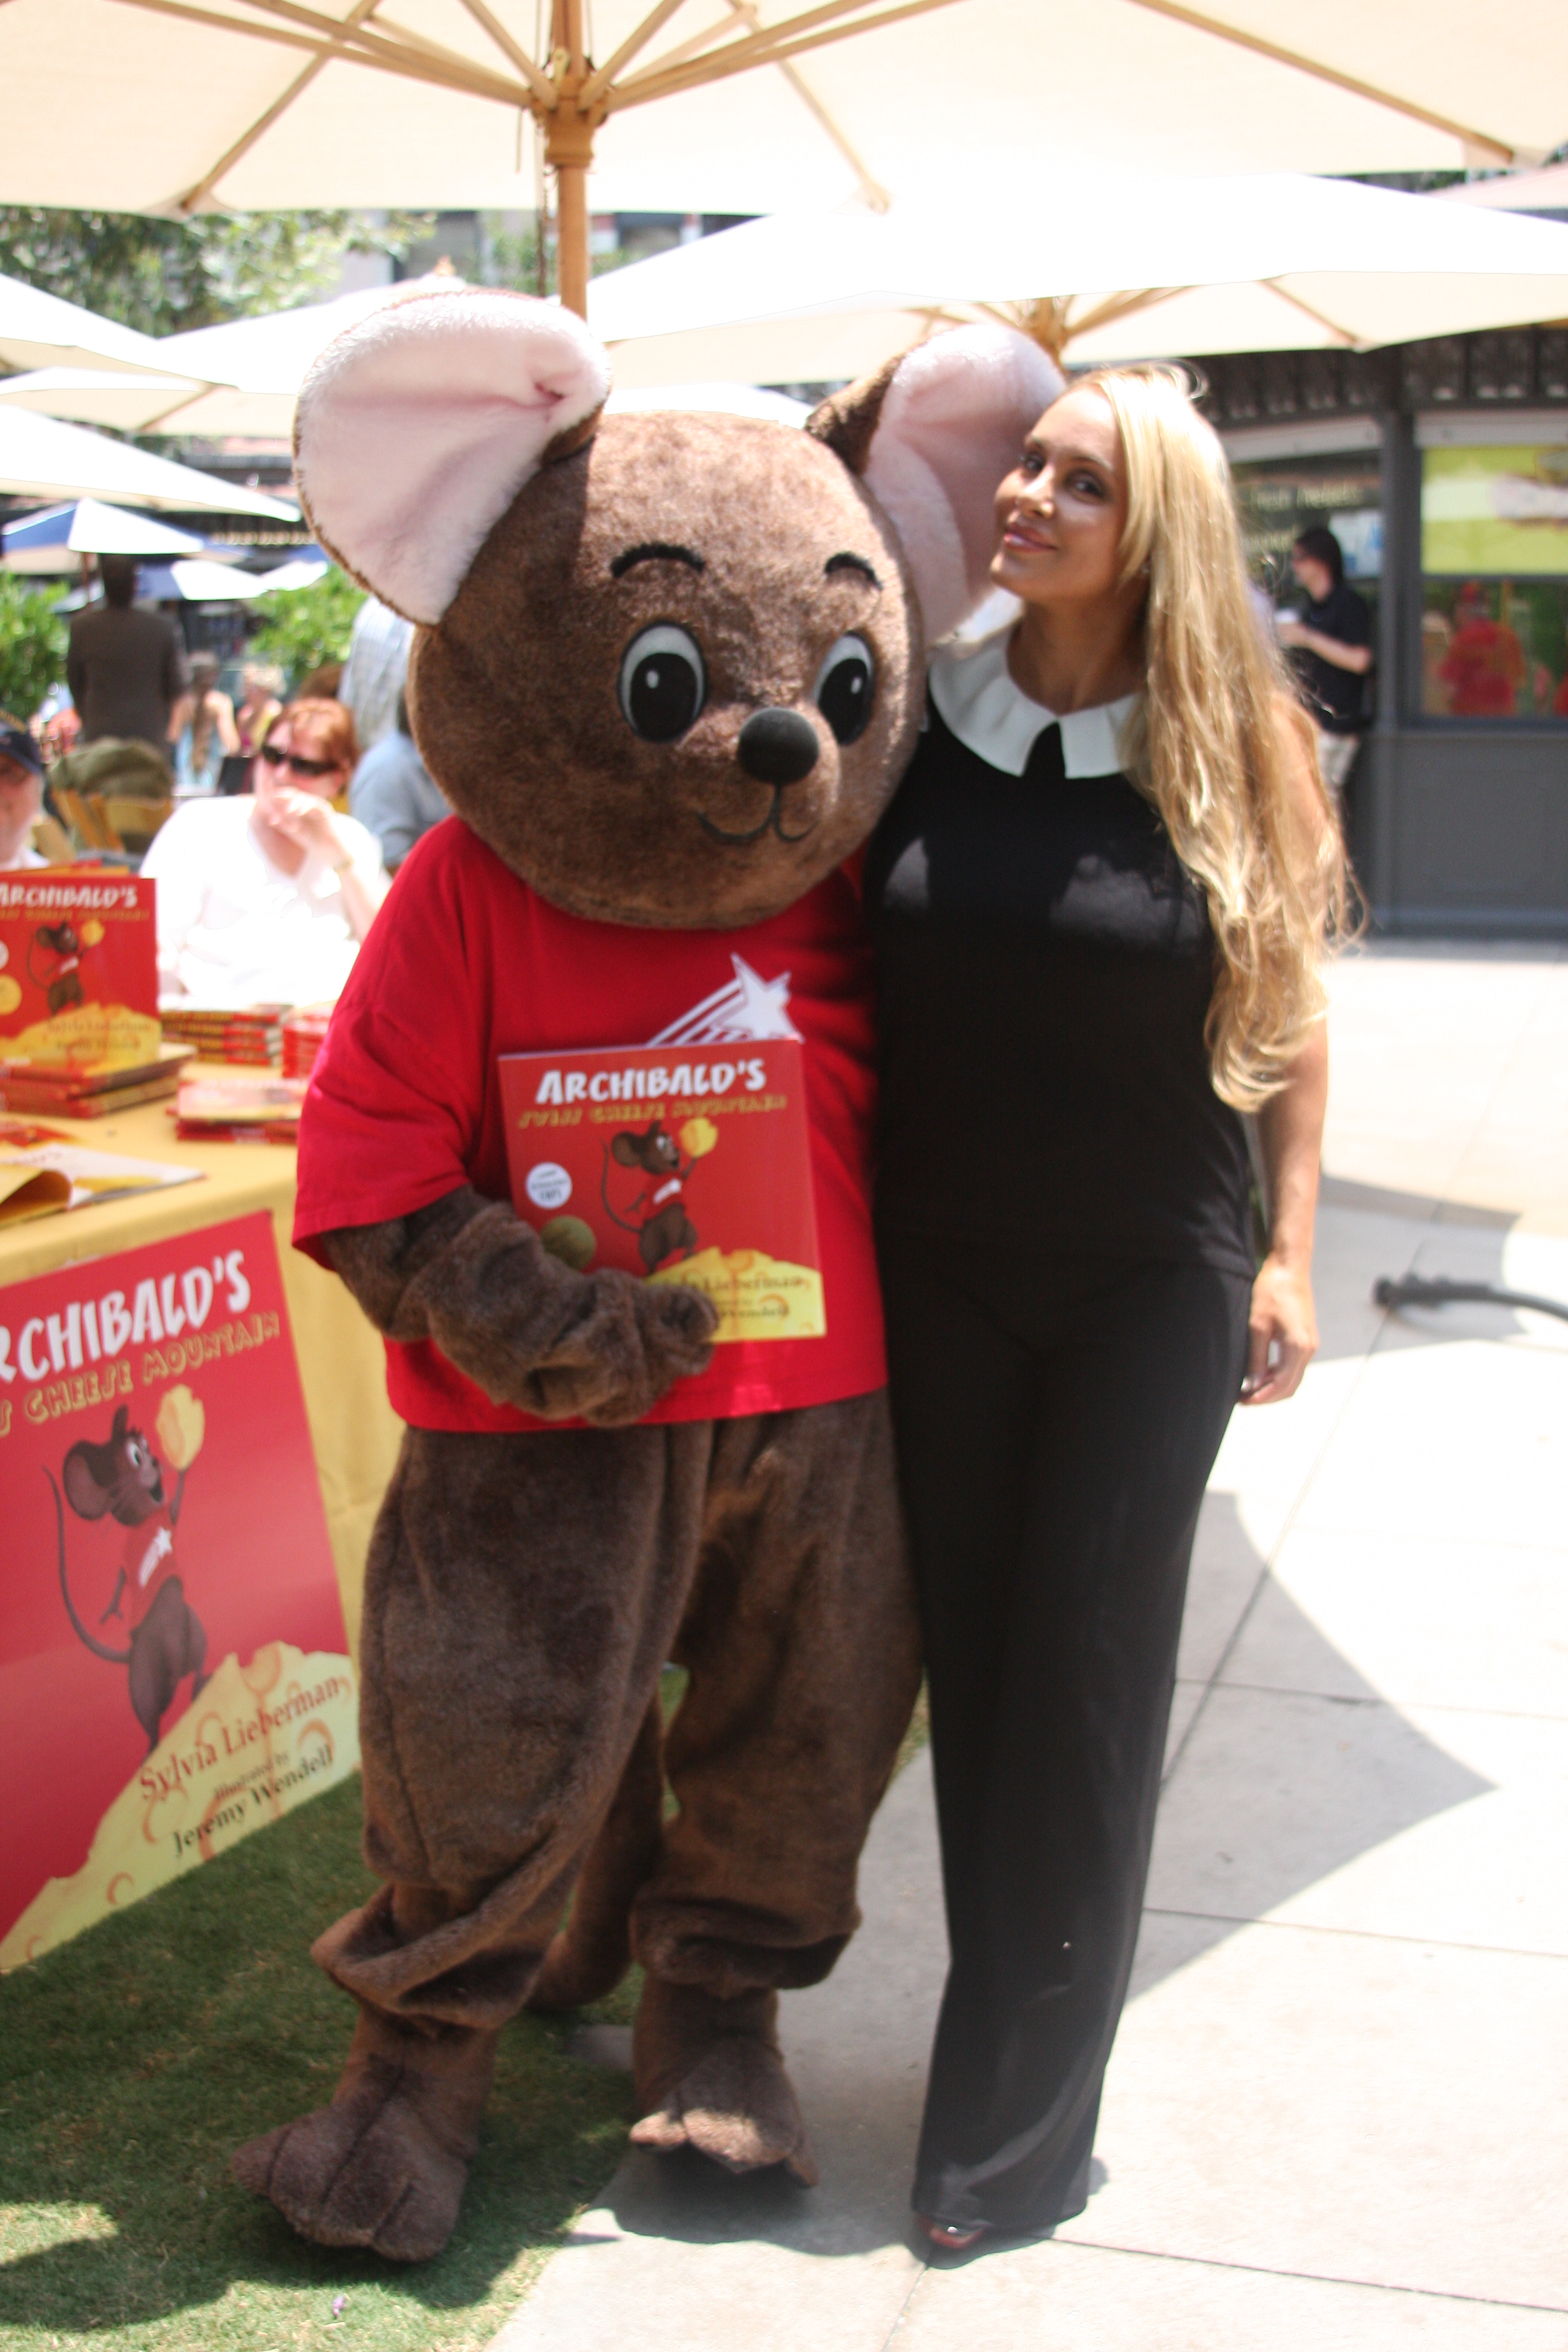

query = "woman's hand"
[269, 783, 347, 861]
[1242, 1250, 1318, 1404]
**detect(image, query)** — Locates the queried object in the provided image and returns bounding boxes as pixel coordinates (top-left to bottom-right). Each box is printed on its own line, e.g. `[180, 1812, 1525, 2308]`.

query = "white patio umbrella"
[0, 407, 296, 517]
[0, 370, 213, 431]
[606, 382, 809, 424]
[0, 272, 473, 440]
[0, 289, 814, 440]
[249, 552, 333, 592]
[1439, 163, 1568, 212]
[0, 3, 1561, 319]
[0, 269, 178, 376]
[589, 174, 1568, 387]
[1, 498, 211, 573]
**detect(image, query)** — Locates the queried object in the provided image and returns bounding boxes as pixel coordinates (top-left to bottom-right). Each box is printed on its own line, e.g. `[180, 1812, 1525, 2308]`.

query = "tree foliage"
[249, 569, 365, 690]
[0, 208, 433, 338]
[0, 572, 66, 720]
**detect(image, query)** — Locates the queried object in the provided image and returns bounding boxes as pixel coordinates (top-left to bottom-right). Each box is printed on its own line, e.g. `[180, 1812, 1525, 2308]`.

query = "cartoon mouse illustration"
[47, 1403, 208, 1754]
[603, 1120, 700, 1272]
[28, 921, 86, 1016]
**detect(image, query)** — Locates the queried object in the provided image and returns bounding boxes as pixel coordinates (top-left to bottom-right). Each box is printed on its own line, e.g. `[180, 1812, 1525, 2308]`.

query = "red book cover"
[500, 1039, 825, 1344]
[0, 1210, 357, 1967]
[0, 870, 158, 1074]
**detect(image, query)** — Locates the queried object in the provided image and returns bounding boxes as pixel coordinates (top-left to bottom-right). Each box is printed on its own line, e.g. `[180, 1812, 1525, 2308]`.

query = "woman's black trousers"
[877, 1233, 1252, 2235]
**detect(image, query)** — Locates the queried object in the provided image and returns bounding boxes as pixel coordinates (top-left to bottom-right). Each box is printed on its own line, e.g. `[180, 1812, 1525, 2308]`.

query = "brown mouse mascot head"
[294, 293, 1058, 928]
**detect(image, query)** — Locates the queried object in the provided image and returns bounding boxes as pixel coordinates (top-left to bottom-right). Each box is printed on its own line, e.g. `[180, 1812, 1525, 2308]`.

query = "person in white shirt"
[141, 697, 387, 1007]
[338, 594, 414, 753]
[0, 720, 48, 870]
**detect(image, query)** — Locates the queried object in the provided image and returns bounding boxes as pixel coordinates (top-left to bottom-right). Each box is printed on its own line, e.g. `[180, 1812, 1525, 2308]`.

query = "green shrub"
[0, 570, 67, 720]
[249, 566, 365, 690]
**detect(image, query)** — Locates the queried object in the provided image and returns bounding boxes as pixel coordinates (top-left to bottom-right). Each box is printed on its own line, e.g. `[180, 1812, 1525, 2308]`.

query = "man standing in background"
[65, 555, 188, 750]
[1277, 524, 1372, 797]
[349, 691, 450, 872]
[339, 593, 413, 753]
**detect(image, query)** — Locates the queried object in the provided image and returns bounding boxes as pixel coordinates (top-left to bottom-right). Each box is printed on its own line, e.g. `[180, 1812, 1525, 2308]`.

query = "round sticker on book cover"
[526, 1161, 573, 1211]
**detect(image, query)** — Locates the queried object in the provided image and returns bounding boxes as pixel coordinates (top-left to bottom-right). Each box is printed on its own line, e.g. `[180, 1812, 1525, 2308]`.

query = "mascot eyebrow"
[611, 541, 705, 578]
[825, 551, 881, 588]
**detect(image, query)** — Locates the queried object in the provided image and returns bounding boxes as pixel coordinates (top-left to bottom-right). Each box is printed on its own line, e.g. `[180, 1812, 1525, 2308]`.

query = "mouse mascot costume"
[232, 292, 1057, 2260]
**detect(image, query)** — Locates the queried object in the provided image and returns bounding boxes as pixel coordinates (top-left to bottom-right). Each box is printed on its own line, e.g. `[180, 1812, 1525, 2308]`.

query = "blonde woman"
[865, 365, 1345, 2253]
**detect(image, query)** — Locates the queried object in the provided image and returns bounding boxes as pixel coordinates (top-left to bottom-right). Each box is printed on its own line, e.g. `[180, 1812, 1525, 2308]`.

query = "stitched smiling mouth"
[698, 790, 818, 848]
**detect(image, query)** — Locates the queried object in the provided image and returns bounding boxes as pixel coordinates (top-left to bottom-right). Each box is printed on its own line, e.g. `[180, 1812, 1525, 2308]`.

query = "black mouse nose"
[736, 707, 819, 787]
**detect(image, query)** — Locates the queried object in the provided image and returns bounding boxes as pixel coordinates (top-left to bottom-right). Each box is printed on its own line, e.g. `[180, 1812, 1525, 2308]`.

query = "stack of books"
[174, 1068, 309, 1144]
[281, 1005, 332, 1080]
[158, 1004, 287, 1067]
[0, 1041, 192, 1118]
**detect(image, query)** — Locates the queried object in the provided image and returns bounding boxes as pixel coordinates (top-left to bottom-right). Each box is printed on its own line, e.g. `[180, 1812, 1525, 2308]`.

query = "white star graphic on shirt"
[138, 1524, 174, 1587]
[649, 954, 802, 1045]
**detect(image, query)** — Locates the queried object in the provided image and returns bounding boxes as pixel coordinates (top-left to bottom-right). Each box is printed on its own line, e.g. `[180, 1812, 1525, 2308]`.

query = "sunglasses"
[258, 742, 339, 779]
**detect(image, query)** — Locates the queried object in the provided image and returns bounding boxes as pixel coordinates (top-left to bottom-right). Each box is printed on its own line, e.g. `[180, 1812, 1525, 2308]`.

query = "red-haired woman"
[142, 696, 387, 1007]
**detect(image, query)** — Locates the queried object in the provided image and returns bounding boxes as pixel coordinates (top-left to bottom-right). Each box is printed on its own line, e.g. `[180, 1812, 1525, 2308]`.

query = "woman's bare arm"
[1245, 1025, 1327, 1403]
[1244, 702, 1334, 1406]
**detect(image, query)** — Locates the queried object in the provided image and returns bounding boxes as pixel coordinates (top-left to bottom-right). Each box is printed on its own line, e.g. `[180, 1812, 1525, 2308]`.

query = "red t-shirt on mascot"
[293, 818, 886, 1430]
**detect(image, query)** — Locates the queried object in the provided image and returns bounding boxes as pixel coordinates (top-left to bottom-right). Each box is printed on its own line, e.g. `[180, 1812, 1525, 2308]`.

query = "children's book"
[0, 872, 158, 1072]
[499, 1039, 824, 1344]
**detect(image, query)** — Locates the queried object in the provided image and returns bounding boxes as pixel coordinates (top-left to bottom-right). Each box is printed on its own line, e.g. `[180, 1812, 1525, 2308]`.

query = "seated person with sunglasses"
[142, 697, 387, 1008]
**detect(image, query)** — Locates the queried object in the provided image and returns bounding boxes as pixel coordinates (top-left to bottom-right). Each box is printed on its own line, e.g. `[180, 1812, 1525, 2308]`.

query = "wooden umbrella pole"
[546, 0, 600, 319]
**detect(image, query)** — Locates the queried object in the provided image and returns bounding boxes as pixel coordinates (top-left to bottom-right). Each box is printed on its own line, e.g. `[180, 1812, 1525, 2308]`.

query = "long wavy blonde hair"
[1069, 364, 1349, 1109]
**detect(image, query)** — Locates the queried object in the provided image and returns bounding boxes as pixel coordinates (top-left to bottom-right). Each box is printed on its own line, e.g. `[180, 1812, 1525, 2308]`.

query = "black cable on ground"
[1373, 1275, 1568, 1325]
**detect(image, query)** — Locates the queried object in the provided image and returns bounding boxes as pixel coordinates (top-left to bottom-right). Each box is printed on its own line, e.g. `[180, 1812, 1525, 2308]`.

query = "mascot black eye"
[618, 624, 706, 742]
[813, 634, 875, 745]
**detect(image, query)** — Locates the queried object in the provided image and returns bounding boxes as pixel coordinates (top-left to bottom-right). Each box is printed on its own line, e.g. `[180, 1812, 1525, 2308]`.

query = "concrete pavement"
[494, 942, 1568, 2352]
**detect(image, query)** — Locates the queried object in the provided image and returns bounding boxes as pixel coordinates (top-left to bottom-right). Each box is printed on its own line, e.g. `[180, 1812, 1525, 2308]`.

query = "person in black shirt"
[1277, 524, 1372, 795]
[866, 365, 1347, 2255]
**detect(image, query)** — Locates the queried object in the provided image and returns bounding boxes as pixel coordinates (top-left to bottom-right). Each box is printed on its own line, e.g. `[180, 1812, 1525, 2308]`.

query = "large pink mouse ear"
[809, 326, 1061, 642]
[295, 289, 612, 626]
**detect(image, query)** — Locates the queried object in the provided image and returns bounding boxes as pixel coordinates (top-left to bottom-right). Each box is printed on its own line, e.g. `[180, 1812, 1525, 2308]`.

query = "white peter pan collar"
[929, 626, 1136, 780]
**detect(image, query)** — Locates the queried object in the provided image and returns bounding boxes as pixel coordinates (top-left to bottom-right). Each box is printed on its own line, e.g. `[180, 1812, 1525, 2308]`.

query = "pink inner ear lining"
[860, 328, 1062, 641]
[293, 290, 612, 624]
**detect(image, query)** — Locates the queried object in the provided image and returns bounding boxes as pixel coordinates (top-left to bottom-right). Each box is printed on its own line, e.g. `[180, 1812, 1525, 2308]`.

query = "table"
[0, 1096, 403, 1659]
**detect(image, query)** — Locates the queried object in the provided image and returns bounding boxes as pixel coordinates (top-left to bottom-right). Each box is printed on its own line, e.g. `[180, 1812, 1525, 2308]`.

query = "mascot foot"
[231, 2010, 498, 2261]
[629, 1979, 819, 2187]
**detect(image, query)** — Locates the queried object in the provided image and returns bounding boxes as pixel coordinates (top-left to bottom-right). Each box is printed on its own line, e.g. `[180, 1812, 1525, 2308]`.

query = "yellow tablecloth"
[0, 1097, 403, 1659]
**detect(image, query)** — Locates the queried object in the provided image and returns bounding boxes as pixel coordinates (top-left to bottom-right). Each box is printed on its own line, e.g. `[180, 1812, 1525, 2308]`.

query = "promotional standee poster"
[0, 1210, 358, 1968]
[0, 872, 158, 1071]
[501, 1039, 825, 1343]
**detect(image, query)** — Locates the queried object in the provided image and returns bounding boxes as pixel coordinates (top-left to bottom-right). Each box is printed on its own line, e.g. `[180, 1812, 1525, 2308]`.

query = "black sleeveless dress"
[864, 648, 1256, 2236]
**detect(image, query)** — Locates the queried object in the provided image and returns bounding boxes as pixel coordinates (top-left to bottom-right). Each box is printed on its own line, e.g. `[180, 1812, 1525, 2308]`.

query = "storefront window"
[1230, 451, 1383, 612]
[1420, 444, 1568, 718]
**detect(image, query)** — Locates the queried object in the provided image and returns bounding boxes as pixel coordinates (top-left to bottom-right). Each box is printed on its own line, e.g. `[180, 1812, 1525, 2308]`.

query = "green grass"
[0, 1775, 640, 2352]
[0, 1673, 930, 2352]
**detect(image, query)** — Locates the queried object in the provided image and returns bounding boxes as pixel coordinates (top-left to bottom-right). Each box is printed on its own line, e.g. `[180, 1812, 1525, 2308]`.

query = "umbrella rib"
[1065, 286, 1189, 336]
[608, 0, 961, 108]
[601, 4, 739, 83]
[708, 0, 889, 208]
[242, 0, 528, 99]
[221, 0, 528, 101]
[580, 0, 693, 104]
[104, 0, 528, 103]
[1120, 0, 1516, 166]
[173, 0, 384, 212]
[1258, 280, 1359, 347]
[452, 0, 560, 106]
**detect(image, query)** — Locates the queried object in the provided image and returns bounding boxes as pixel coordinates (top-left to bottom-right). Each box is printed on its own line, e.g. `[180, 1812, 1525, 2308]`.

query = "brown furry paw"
[630, 1978, 818, 2187]
[230, 2015, 496, 2262]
